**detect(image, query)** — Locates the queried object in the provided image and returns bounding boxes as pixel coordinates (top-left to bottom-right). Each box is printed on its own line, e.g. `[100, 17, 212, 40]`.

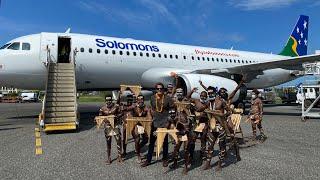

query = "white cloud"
[229, 0, 297, 10]
[137, 0, 180, 27]
[77, 1, 151, 25]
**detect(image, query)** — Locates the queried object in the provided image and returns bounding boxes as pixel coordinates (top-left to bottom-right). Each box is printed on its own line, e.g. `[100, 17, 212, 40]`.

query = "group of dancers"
[98, 75, 265, 175]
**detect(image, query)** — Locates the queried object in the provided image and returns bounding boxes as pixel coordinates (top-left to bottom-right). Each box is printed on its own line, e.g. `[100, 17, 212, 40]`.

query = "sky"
[0, 0, 319, 86]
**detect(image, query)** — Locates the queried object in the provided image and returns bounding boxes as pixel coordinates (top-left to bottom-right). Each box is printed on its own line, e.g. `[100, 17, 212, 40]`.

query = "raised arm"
[228, 80, 244, 102]
[187, 87, 198, 99]
[199, 80, 208, 91]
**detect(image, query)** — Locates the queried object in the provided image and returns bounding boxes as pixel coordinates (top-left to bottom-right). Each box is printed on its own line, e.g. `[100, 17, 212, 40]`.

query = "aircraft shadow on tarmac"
[0, 127, 23, 131]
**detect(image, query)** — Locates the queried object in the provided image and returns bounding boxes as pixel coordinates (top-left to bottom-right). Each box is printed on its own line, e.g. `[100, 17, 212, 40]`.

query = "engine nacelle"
[178, 74, 240, 101]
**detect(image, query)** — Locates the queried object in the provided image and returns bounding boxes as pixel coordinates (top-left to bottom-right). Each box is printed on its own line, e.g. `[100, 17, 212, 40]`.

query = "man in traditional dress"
[120, 94, 135, 158]
[248, 89, 265, 141]
[130, 95, 152, 163]
[187, 88, 209, 160]
[99, 95, 123, 164]
[171, 88, 193, 175]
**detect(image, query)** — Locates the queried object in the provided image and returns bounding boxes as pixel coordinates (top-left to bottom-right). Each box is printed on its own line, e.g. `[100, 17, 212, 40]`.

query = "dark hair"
[237, 103, 244, 109]
[207, 86, 216, 92]
[155, 82, 164, 89]
[252, 89, 260, 95]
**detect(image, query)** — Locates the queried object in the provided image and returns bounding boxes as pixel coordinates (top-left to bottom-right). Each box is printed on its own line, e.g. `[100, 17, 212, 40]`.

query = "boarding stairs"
[39, 51, 79, 131]
[301, 62, 320, 121]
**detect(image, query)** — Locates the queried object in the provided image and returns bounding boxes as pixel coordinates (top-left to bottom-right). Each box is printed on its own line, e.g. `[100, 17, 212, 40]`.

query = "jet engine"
[177, 74, 243, 102]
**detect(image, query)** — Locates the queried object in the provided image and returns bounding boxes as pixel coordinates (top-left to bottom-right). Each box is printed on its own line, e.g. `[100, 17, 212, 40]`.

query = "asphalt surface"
[0, 103, 320, 180]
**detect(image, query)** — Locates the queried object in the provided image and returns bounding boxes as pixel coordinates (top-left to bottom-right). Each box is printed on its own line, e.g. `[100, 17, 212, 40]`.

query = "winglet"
[65, 28, 71, 33]
[279, 15, 309, 57]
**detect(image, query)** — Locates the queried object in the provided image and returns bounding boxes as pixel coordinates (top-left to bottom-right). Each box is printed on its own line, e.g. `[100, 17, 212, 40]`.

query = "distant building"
[1, 87, 18, 94]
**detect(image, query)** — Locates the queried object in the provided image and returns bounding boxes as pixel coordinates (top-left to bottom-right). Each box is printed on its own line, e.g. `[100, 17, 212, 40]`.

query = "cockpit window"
[22, 43, 31, 50]
[0, 43, 11, 49]
[7, 42, 20, 50]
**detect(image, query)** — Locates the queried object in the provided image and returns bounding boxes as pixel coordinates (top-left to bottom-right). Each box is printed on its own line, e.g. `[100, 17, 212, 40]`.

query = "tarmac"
[0, 102, 320, 180]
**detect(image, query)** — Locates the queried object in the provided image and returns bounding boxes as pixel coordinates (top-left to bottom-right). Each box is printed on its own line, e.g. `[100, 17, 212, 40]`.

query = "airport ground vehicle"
[20, 92, 39, 102]
[296, 85, 320, 107]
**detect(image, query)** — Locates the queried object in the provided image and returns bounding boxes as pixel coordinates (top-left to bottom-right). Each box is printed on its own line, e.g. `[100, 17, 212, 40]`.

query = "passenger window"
[133, 52, 137, 56]
[212, 58, 214, 61]
[126, 51, 130, 56]
[234, 60, 236, 63]
[152, 53, 155, 57]
[245, 60, 248, 63]
[202, 57, 205, 61]
[105, 49, 108, 54]
[229, 59, 232, 63]
[170, 54, 173, 59]
[22, 43, 31, 50]
[140, 52, 143, 56]
[112, 50, 116, 54]
[8, 42, 20, 50]
[175, 55, 178, 59]
[80, 48, 84, 52]
[183, 56, 186, 60]
[158, 54, 161, 58]
[192, 56, 194, 60]
[146, 53, 149, 57]
[207, 57, 210, 61]
[89, 48, 92, 53]
[242, 60, 244, 63]
[197, 57, 200, 60]
[164, 54, 167, 58]
[97, 49, 100, 54]
[119, 51, 123, 55]
[249, 61, 252, 63]
[238, 60, 240, 63]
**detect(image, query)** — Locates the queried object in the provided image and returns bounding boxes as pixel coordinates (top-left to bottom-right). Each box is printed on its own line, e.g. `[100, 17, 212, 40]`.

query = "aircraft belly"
[246, 68, 295, 88]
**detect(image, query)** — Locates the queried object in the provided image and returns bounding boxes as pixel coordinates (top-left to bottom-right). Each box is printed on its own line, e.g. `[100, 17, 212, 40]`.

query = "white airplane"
[0, 15, 319, 101]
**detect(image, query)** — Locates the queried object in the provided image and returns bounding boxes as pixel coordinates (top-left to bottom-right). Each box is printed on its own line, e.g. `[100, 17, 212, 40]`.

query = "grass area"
[78, 95, 105, 102]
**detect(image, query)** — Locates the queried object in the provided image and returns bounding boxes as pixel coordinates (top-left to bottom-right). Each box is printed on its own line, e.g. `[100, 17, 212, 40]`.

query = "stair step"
[50, 65, 74, 70]
[46, 92, 75, 97]
[49, 72, 74, 77]
[46, 107, 75, 112]
[48, 76, 74, 80]
[47, 80, 74, 84]
[47, 84, 75, 88]
[47, 89, 74, 93]
[46, 97, 75, 102]
[45, 112, 76, 118]
[45, 117, 77, 123]
[52, 63, 73, 66]
[49, 69, 74, 73]
[46, 102, 75, 107]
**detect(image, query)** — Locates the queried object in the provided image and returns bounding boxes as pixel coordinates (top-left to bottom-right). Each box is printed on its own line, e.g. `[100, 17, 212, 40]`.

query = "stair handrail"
[72, 48, 79, 124]
[41, 45, 52, 123]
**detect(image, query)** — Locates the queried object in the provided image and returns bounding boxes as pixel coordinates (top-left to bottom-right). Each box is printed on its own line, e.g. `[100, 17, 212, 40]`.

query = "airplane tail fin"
[279, 15, 309, 57]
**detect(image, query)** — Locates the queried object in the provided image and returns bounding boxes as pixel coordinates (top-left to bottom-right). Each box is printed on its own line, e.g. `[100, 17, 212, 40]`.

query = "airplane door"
[40, 33, 58, 63]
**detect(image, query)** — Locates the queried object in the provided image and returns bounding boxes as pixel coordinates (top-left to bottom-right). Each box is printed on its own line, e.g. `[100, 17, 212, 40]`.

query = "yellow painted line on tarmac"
[35, 127, 43, 155]
[35, 147, 43, 155]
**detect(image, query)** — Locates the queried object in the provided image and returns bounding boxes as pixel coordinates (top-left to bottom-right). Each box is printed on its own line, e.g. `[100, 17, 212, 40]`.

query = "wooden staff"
[94, 115, 115, 129]
[120, 85, 142, 96]
[125, 117, 152, 144]
[155, 128, 179, 160]
[174, 101, 191, 115]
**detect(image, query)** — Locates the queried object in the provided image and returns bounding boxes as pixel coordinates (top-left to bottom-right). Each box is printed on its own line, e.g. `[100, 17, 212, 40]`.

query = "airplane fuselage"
[0, 32, 296, 90]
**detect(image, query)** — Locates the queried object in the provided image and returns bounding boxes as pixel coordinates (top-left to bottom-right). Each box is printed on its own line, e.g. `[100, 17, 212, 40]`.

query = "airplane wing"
[192, 54, 320, 80]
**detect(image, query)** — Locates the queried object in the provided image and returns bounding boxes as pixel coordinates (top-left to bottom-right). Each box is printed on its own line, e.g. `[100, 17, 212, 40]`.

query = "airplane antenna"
[65, 28, 71, 33]
[230, 46, 234, 50]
